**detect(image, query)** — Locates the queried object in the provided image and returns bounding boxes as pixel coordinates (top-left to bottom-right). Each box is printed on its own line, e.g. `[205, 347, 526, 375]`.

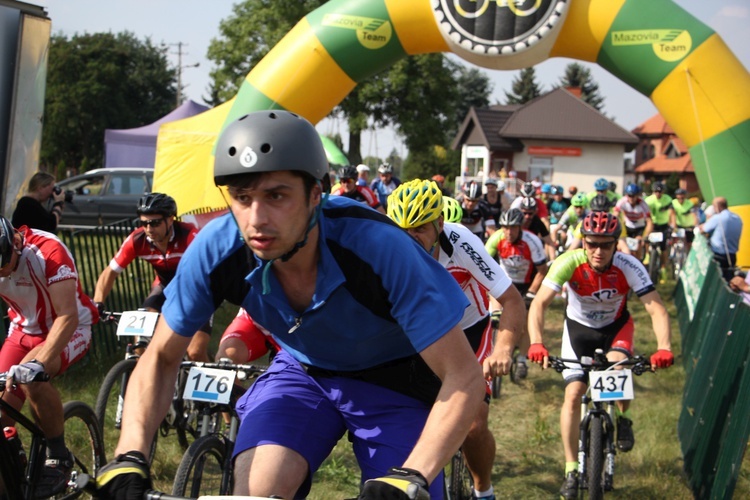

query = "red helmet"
[581, 212, 620, 238]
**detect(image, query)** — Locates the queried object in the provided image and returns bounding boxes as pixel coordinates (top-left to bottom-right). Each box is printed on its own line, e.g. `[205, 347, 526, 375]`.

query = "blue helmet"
[541, 183, 552, 194]
[594, 178, 609, 191]
[625, 183, 641, 196]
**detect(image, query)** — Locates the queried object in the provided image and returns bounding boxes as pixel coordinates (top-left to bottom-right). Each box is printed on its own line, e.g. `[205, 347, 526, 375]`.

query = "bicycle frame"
[0, 398, 47, 499]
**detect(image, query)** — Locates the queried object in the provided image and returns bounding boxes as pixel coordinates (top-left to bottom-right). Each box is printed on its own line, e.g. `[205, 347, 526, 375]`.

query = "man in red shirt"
[93, 193, 212, 361]
[0, 217, 99, 497]
[332, 166, 385, 213]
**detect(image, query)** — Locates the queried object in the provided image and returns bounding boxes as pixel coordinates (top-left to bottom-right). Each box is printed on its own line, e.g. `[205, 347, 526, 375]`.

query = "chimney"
[565, 86, 582, 98]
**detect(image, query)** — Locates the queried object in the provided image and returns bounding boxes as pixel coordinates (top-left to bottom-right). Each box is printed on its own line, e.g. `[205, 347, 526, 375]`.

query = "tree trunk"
[348, 131, 362, 165]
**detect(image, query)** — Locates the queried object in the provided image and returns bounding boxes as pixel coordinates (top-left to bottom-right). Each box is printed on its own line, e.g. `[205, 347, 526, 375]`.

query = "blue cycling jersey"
[162, 196, 468, 372]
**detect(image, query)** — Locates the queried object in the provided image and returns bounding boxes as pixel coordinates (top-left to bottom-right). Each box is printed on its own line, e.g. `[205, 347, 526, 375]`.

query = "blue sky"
[33, 0, 750, 158]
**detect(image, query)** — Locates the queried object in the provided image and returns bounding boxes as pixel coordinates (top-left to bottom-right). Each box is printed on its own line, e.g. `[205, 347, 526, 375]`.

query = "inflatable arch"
[154, 0, 750, 265]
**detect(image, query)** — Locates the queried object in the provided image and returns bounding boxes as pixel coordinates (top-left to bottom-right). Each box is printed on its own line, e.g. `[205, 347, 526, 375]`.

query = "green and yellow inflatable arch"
[154, 0, 749, 265]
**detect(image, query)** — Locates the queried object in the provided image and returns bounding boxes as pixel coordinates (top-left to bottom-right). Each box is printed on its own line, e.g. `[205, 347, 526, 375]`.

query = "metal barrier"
[674, 234, 750, 498]
[58, 220, 153, 358]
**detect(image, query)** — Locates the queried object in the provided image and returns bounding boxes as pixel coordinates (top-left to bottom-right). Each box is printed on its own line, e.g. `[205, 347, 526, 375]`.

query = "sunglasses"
[521, 211, 535, 216]
[138, 218, 165, 228]
[584, 240, 617, 250]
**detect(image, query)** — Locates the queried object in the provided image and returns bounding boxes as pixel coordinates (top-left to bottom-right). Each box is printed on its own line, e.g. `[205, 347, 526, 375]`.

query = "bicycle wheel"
[172, 434, 228, 497]
[491, 376, 502, 399]
[62, 400, 107, 496]
[95, 358, 157, 462]
[587, 415, 604, 500]
[444, 450, 472, 500]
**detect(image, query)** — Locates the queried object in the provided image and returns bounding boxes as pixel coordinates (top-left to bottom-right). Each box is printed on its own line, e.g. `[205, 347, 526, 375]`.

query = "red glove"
[528, 343, 549, 363]
[650, 349, 674, 369]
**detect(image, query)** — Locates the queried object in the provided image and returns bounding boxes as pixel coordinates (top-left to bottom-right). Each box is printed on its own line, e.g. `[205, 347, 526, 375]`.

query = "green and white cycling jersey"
[543, 249, 655, 329]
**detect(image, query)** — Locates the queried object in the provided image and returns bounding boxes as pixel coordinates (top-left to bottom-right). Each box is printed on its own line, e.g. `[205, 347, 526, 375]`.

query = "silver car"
[55, 168, 154, 226]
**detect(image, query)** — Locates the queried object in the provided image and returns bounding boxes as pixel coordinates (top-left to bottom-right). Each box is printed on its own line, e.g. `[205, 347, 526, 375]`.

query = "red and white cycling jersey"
[492, 229, 546, 285]
[438, 222, 512, 340]
[614, 197, 651, 229]
[221, 308, 280, 361]
[542, 249, 654, 329]
[331, 186, 381, 209]
[0, 227, 98, 335]
[110, 221, 197, 286]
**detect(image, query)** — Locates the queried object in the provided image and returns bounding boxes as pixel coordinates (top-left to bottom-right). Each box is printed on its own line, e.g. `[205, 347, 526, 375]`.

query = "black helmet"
[137, 193, 177, 217]
[499, 208, 524, 226]
[462, 181, 481, 200]
[339, 166, 357, 180]
[653, 181, 665, 192]
[589, 193, 612, 212]
[0, 217, 15, 268]
[520, 182, 536, 197]
[213, 111, 328, 187]
[520, 197, 537, 211]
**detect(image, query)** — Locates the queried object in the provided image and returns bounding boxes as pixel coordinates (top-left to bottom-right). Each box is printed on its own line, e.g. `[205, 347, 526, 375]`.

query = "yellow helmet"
[388, 179, 444, 229]
[442, 197, 463, 223]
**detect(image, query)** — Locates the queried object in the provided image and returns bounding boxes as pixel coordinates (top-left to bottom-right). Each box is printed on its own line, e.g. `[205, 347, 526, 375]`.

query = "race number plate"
[648, 232, 663, 243]
[589, 369, 634, 402]
[183, 367, 236, 404]
[116, 311, 159, 337]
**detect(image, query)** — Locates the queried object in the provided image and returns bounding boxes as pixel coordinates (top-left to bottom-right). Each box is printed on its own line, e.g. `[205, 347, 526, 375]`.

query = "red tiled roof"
[635, 155, 694, 173]
[632, 113, 675, 136]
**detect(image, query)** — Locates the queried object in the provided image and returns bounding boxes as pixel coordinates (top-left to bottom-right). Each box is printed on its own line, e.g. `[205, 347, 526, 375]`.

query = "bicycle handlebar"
[546, 353, 652, 375]
[0, 370, 51, 391]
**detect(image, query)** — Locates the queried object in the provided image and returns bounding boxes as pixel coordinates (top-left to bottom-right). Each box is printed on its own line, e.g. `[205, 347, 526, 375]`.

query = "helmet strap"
[260, 187, 328, 295]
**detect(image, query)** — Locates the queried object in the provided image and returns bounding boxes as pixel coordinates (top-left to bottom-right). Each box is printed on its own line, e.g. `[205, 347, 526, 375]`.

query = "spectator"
[729, 273, 750, 306]
[12, 172, 66, 232]
[699, 196, 743, 282]
[483, 178, 512, 227]
[355, 164, 370, 186]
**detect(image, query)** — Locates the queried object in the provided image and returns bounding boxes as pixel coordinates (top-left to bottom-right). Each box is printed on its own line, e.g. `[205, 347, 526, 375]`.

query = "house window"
[529, 157, 553, 183]
[466, 157, 484, 177]
[641, 144, 649, 160]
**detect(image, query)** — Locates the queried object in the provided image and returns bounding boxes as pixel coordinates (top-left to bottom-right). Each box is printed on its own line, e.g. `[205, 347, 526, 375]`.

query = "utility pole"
[172, 42, 199, 107]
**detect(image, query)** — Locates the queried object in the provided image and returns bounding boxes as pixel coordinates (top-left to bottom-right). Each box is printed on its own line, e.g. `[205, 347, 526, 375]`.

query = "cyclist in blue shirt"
[96, 111, 484, 500]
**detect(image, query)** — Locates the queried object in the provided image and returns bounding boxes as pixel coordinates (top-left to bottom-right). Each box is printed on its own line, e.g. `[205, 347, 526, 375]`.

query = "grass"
[42, 281, 750, 498]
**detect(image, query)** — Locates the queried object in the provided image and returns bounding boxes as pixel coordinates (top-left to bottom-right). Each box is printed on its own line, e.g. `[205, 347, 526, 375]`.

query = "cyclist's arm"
[529, 263, 548, 294]
[527, 284, 556, 347]
[93, 266, 119, 303]
[33, 278, 78, 373]
[484, 284, 525, 378]
[404, 323, 484, 484]
[639, 290, 672, 352]
[643, 216, 653, 240]
[542, 234, 556, 262]
[114, 318, 191, 457]
[484, 230, 503, 257]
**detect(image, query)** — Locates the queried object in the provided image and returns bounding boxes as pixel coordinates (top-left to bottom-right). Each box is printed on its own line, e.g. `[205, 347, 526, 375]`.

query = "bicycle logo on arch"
[453, 0, 543, 19]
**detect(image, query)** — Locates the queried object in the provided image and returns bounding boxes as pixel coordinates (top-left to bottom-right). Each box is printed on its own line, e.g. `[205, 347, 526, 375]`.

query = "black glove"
[359, 467, 430, 500]
[95, 451, 151, 500]
[94, 301, 106, 317]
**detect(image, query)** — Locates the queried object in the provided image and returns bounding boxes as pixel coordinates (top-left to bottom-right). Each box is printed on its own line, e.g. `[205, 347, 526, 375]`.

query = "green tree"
[42, 32, 176, 171]
[557, 62, 605, 111]
[206, 1, 491, 166]
[504, 67, 544, 104]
